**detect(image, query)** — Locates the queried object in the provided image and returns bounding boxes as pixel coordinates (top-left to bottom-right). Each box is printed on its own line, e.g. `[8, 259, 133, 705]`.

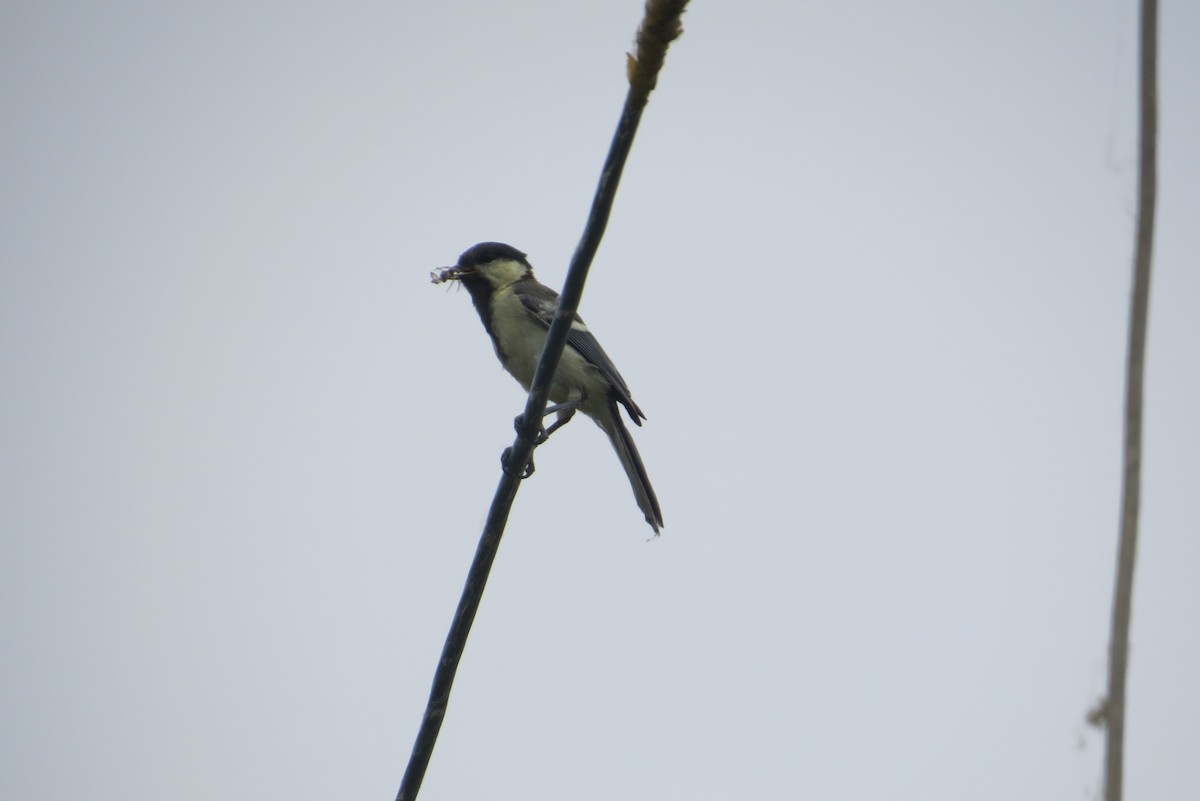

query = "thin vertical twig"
[395, 3, 689, 799]
[1103, 0, 1158, 798]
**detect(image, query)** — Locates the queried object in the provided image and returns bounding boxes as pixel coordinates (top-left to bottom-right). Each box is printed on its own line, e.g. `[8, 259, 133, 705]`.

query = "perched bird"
[434, 242, 663, 533]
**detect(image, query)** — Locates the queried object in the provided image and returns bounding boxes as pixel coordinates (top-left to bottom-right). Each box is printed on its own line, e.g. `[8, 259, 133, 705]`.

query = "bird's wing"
[513, 280, 644, 422]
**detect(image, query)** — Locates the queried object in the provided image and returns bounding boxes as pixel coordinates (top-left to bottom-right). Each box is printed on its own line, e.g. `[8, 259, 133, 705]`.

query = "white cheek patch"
[482, 259, 529, 289]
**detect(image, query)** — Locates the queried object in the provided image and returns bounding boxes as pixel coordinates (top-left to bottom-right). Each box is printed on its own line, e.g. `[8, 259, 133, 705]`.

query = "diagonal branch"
[1103, 0, 1157, 799]
[395, 3, 688, 800]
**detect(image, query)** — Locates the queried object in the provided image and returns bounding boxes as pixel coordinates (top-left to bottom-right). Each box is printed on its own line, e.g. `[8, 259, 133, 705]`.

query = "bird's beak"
[431, 264, 472, 284]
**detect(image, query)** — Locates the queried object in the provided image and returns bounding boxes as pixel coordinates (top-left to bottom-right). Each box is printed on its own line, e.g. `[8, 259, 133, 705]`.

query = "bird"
[433, 242, 663, 533]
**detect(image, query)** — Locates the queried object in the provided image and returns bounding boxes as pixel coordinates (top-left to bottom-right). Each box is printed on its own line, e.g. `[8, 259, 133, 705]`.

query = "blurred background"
[2, 1, 1197, 799]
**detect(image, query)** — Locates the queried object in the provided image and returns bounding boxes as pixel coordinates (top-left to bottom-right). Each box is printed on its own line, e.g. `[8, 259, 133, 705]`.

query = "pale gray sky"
[2, 1, 1198, 799]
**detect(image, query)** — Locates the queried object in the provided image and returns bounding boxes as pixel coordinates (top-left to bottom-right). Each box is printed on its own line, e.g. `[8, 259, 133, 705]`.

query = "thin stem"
[1104, 0, 1157, 799]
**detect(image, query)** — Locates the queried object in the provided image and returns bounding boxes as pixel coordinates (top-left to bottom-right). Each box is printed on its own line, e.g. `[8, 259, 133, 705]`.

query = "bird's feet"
[504, 399, 583, 479]
[513, 413, 550, 446]
[514, 399, 581, 444]
[501, 446, 535, 479]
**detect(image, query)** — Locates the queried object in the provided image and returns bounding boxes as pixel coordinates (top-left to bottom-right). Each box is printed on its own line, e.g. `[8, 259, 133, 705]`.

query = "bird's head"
[432, 242, 533, 290]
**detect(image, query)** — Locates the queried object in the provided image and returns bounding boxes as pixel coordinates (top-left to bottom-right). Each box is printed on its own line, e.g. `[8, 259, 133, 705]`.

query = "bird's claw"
[513, 413, 548, 440]
[505, 402, 580, 478]
[501, 446, 535, 479]
[513, 413, 551, 447]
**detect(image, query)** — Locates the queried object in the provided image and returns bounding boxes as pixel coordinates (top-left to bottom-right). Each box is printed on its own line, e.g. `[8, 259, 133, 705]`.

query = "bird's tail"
[598, 401, 664, 533]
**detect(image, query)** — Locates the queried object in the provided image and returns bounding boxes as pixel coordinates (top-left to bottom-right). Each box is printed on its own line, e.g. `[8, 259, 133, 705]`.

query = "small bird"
[434, 242, 663, 533]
